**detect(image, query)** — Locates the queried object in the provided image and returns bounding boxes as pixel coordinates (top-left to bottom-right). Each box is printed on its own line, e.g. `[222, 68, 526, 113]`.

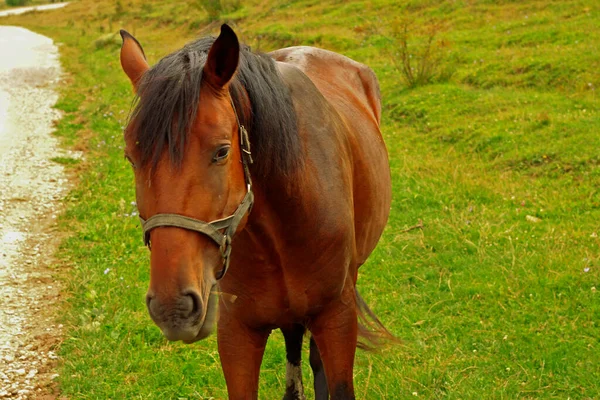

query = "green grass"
[51, 156, 81, 166]
[4, 0, 600, 398]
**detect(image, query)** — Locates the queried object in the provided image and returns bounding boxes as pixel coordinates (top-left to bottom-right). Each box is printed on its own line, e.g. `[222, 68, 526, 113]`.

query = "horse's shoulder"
[270, 46, 381, 124]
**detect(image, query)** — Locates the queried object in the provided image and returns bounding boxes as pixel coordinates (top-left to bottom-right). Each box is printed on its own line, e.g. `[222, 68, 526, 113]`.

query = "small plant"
[195, 0, 241, 21]
[197, 0, 222, 21]
[140, 3, 153, 16]
[386, 19, 455, 88]
[221, 0, 241, 13]
[93, 32, 122, 50]
[5, 0, 28, 6]
[114, 0, 124, 18]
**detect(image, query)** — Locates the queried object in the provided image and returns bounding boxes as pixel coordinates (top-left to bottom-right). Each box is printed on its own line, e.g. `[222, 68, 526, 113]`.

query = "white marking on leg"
[285, 361, 306, 400]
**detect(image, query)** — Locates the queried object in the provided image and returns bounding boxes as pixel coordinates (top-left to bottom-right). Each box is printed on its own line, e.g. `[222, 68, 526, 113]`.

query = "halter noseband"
[139, 98, 254, 280]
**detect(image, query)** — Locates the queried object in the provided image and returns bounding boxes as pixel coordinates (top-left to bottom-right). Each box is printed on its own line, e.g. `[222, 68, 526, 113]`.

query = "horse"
[119, 24, 392, 400]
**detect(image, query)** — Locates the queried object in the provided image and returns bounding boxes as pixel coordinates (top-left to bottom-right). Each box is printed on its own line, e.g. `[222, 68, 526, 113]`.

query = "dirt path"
[0, 26, 76, 399]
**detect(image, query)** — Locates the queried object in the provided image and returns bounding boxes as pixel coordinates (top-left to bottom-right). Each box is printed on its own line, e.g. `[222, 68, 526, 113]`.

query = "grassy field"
[0, 0, 57, 10]
[3, 0, 599, 398]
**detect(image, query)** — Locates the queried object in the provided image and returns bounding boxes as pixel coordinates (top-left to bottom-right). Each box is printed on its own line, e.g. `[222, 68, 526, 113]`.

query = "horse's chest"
[230, 260, 349, 328]
[229, 210, 355, 327]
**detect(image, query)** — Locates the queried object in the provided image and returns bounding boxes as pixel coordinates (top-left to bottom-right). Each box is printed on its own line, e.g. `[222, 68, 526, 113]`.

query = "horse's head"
[119, 25, 251, 343]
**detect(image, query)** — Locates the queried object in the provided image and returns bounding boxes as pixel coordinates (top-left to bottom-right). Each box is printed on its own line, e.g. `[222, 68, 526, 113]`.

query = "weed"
[389, 18, 454, 88]
[140, 3, 152, 15]
[195, 0, 221, 21]
[114, 0, 124, 17]
[194, 0, 241, 22]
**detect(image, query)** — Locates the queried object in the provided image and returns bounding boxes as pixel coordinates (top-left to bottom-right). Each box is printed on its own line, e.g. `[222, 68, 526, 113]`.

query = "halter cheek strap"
[138, 98, 254, 280]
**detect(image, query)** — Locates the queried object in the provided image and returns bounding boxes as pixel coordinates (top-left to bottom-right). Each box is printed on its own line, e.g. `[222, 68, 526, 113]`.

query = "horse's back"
[271, 46, 391, 267]
[270, 46, 381, 127]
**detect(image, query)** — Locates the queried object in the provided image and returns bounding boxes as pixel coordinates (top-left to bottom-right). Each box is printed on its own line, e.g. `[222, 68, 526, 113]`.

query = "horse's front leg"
[309, 285, 358, 400]
[218, 311, 270, 400]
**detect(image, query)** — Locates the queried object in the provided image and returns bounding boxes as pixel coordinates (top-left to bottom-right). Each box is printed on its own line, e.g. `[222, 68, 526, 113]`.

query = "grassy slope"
[3, 0, 599, 398]
[0, 0, 57, 10]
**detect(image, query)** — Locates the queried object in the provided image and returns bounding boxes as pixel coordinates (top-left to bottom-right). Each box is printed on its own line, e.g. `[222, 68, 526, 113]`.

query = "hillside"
[3, 0, 599, 398]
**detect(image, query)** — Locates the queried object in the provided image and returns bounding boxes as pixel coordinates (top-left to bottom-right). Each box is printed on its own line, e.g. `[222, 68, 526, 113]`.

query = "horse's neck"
[247, 174, 312, 240]
[238, 173, 314, 248]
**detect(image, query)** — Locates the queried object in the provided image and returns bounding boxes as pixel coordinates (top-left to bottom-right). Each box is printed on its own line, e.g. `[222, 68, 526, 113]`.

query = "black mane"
[130, 36, 301, 179]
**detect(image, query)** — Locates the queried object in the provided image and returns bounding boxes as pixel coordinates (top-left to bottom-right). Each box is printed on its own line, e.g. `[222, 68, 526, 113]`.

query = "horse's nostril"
[146, 293, 155, 314]
[182, 290, 201, 318]
[145, 290, 202, 324]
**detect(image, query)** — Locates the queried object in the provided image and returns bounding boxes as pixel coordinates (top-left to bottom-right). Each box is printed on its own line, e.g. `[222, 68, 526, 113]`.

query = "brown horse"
[119, 24, 392, 400]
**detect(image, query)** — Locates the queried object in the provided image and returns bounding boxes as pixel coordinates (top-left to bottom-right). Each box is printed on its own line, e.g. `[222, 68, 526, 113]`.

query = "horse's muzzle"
[146, 289, 203, 342]
[145, 286, 218, 343]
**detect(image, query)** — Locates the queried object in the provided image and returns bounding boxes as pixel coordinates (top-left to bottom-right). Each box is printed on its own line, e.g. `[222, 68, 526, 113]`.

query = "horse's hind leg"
[310, 286, 358, 399]
[282, 324, 306, 400]
[309, 336, 329, 400]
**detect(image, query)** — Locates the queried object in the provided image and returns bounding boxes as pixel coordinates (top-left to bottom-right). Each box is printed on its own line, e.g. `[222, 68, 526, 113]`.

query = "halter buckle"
[220, 234, 232, 258]
[217, 234, 233, 279]
[240, 125, 253, 165]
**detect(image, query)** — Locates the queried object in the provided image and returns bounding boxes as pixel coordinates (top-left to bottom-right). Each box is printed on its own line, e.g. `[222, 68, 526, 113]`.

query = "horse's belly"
[271, 46, 391, 265]
[351, 140, 391, 264]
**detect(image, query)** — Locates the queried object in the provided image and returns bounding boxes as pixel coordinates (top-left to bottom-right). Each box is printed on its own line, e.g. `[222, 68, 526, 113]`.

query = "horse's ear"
[204, 24, 240, 89]
[119, 30, 149, 90]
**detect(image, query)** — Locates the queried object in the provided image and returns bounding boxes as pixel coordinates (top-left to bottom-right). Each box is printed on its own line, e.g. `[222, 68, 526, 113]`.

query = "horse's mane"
[130, 36, 301, 179]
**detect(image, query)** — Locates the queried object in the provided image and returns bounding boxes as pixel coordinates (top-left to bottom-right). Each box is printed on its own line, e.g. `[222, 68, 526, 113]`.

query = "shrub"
[114, 0, 124, 17]
[140, 3, 153, 16]
[386, 19, 455, 88]
[196, 0, 221, 21]
[195, 0, 241, 21]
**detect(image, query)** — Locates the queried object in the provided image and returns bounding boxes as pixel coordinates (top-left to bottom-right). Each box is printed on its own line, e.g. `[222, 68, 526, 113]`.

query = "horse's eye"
[213, 145, 231, 163]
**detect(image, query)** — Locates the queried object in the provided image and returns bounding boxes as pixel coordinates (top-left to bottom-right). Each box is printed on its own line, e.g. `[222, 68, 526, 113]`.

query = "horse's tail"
[355, 289, 399, 350]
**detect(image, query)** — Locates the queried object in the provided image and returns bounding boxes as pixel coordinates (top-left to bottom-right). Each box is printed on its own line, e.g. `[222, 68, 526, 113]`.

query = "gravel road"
[0, 26, 76, 399]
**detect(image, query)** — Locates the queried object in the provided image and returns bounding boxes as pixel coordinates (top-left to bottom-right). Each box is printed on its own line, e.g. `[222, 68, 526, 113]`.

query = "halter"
[139, 98, 254, 280]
